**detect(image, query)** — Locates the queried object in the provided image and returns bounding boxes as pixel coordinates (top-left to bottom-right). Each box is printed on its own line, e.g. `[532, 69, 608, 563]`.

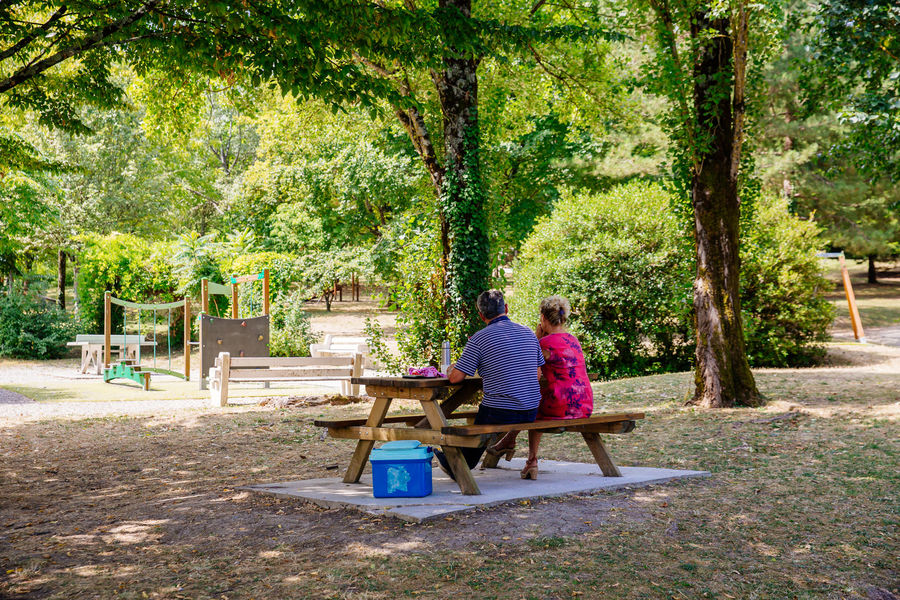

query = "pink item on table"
[407, 366, 445, 378]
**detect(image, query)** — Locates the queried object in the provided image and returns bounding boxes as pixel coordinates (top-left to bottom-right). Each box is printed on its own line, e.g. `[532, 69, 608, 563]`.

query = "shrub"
[740, 195, 834, 366]
[511, 181, 694, 379]
[76, 233, 178, 333]
[512, 182, 834, 377]
[268, 290, 320, 357]
[0, 291, 79, 359]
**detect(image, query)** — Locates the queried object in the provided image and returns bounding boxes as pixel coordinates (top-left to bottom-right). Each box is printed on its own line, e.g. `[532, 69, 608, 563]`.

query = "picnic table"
[67, 334, 157, 375]
[315, 376, 643, 496]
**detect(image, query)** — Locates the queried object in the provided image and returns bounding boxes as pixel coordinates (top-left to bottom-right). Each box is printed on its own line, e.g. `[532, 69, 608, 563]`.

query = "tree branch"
[730, 1, 749, 182]
[0, 5, 68, 63]
[0, 0, 162, 94]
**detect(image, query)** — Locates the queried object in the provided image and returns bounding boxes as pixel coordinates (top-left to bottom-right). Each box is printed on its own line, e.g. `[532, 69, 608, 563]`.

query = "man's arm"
[447, 365, 466, 384]
[537, 367, 541, 380]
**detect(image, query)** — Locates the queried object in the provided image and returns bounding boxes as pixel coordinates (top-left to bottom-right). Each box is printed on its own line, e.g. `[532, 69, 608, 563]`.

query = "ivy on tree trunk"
[436, 1, 490, 344]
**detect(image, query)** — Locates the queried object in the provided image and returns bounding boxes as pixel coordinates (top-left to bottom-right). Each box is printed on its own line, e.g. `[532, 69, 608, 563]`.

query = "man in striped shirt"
[436, 289, 544, 478]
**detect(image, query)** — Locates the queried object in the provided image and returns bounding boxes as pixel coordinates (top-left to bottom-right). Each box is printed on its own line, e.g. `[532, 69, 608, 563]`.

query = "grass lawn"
[1, 343, 897, 599]
[824, 260, 900, 330]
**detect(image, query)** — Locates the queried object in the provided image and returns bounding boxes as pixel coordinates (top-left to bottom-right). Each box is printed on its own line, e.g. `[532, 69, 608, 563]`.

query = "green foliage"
[512, 182, 834, 377]
[363, 317, 402, 375]
[740, 195, 834, 367]
[234, 97, 422, 252]
[512, 181, 693, 379]
[0, 290, 78, 359]
[758, 9, 900, 265]
[226, 251, 302, 317]
[294, 248, 371, 312]
[803, 0, 900, 180]
[364, 214, 448, 370]
[269, 291, 320, 358]
[75, 233, 177, 332]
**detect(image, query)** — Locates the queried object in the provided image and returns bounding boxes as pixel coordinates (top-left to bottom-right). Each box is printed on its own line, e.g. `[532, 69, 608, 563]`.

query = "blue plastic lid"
[370, 440, 433, 461]
[379, 441, 423, 451]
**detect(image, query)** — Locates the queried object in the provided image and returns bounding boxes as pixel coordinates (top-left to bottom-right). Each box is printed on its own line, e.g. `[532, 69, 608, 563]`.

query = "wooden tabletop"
[351, 375, 482, 388]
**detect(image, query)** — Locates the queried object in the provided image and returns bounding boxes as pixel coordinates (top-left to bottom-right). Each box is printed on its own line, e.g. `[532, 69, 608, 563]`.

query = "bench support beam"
[581, 432, 622, 477]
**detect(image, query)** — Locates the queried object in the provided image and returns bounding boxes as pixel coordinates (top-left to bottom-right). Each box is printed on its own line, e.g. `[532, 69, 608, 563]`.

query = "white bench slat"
[229, 376, 352, 382]
[228, 367, 355, 379]
[223, 356, 354, 368]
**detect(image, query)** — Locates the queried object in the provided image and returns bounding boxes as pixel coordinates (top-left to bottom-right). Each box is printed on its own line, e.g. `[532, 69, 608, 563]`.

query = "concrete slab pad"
[244, 459, 710, 522]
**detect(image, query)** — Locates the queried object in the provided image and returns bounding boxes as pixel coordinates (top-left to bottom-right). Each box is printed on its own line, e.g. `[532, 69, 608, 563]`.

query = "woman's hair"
[540, 295, 571, 326]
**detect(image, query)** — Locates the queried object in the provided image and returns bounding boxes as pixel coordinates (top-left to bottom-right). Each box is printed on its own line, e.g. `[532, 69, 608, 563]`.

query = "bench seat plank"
[227, 356, 353, 368]
[326, 425, 488, 448]
[229, 376, 352, 382]
[227, 367, 354, 379]
[441, 412, 644, 436]
[314, 410, 480, 429]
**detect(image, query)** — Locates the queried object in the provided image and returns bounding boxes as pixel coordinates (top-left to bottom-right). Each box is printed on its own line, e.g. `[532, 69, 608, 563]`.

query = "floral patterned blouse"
[538, 332, 594, 420]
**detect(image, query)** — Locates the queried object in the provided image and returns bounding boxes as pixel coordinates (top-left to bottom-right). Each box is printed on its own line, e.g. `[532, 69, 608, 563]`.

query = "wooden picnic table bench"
[67, 334, 157, 375]
[315, 376, 644, 496]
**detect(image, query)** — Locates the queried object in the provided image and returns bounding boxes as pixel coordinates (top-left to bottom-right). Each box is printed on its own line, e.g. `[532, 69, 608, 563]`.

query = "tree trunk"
[72, 253, 79, 315]
[688, 9, 762, 408]
[435, 0, 490, 344]
[867, 255, 877, 284]
[57, 249, 67, 309]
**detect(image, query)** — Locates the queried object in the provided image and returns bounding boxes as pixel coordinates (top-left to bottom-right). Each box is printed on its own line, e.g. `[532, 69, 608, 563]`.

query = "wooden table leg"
[479, 433, 503, 469]
[414, 379, 481, 428]
[582, 432, 622, 477]
[343, 396, 392, 483]
[422, 399, 481, 495]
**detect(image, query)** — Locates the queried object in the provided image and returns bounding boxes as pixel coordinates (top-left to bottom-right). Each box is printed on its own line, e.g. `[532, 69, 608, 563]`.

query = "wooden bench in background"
[210, 351, 364, 406]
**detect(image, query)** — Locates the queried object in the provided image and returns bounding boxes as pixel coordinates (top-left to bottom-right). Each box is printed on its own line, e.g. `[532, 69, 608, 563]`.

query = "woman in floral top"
[487, 295, 593, 479]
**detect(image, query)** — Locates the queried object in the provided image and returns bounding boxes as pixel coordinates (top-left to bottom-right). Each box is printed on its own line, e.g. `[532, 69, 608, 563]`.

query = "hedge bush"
[0, 291, 79, 359]
[740, 196, 834, 366]
[511, 181, 833, 377]
[269, 290, 320, 357]
[511, 181, 694, 379]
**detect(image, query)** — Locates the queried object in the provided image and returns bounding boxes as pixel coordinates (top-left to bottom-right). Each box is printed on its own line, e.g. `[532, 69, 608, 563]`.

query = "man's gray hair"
[476, 289, 505, 320]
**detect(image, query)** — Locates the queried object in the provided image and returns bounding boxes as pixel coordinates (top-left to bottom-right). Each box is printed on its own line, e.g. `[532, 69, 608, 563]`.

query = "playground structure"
[819, 251, 866, 342]
[198, 269, 271, 390]
[200, 269, 270, 319]
[103, 291, 191, 390]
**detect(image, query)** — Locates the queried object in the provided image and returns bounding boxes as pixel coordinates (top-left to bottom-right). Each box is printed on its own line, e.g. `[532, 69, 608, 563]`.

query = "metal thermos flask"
[440, 340, 451, 375]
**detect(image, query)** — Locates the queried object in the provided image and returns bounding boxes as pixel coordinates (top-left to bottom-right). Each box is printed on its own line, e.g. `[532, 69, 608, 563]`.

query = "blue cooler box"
[369, 440, 433, 498]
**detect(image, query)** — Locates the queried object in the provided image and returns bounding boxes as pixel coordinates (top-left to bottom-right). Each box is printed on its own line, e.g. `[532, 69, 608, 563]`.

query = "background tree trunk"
[688, 10, 762, 408]
[57, 250, 67, 309]
[867, 255, 878, 284]
[435, 0, 491, 344]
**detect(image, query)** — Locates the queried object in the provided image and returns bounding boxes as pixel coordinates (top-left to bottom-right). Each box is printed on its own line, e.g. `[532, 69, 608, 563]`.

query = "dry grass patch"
[1, 344, 897, 599]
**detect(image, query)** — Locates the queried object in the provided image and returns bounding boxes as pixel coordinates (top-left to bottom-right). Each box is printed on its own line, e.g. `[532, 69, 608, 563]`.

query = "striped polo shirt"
[454, 315, 545, 411]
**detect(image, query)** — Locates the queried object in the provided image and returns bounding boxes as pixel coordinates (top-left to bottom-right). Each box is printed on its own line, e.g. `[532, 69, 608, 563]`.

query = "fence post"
[184, 297, 191, 380]
[104, 291, 112, 368]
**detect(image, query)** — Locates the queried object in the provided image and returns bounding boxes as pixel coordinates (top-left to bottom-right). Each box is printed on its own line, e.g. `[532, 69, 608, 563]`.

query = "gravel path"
[0, 397, 215, 422]
[0, 387, 33, 404]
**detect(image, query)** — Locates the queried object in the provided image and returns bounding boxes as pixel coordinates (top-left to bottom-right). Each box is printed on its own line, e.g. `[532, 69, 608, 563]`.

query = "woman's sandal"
[520, 461, 538, 480]
[485, 445, 516, 462]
